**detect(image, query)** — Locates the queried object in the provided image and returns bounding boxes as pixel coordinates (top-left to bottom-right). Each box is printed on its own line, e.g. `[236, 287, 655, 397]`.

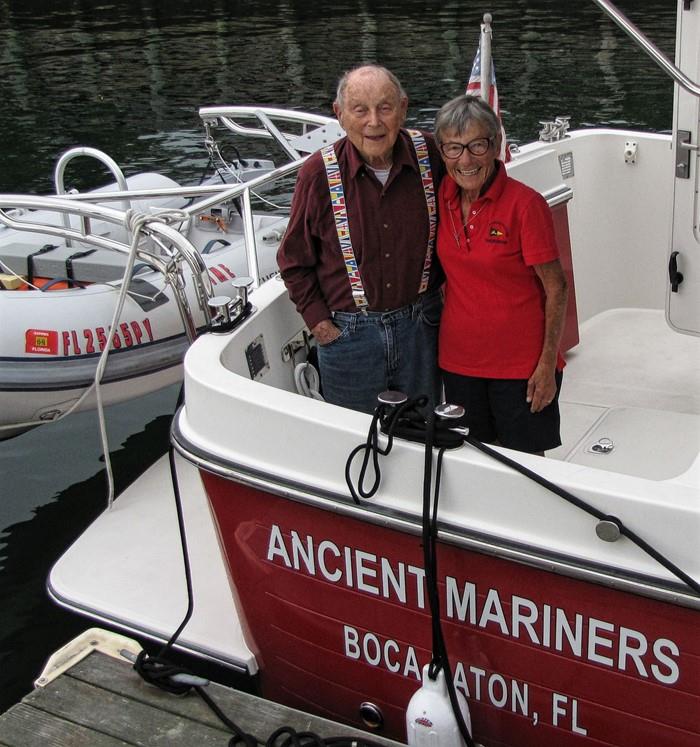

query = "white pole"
[480, 13, 493, 103]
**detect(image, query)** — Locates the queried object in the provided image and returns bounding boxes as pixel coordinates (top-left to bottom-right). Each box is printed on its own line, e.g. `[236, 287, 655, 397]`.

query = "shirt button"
[469, 224, 474, 229]
[383, 223, 389, 229]
[385, 252, 391, 258]
[386, 282, 392, 288]
[471, 210, 477, 215]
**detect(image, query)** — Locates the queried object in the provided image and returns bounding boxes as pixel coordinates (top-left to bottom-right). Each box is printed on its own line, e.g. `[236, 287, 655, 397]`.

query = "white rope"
[96, 208, 189, 509]
[293, 361, 324, 401]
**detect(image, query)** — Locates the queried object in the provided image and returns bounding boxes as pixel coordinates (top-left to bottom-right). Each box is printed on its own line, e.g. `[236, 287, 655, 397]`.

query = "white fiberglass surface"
[551, 307, 700, 480]
[49, 453, 256, 672]
[515, 130, 673, 323]
[180, 283, 699, 592]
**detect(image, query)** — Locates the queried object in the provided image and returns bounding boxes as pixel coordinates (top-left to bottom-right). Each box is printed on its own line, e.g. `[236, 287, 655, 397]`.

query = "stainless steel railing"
[0, 196, 211, 338]
[591, 0, 700, 98]
[12, 107, 343, 289]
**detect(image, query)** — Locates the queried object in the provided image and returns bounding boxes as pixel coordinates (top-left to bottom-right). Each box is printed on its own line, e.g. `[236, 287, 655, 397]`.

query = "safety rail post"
[239, 187, 261, 289]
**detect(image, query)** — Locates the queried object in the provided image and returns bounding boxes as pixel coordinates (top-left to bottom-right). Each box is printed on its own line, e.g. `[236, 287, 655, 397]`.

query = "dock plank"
[21, 675, 231, 746]
[0, 701, 131, 746]
[0, 649, 404, 746]
[68, 652, 403, 743]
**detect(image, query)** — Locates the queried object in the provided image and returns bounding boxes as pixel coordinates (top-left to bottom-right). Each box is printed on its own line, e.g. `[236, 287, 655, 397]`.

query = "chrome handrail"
[39, 181, 269, 203]
[1, 154, 309, 291]
[0, 196, 144, 256]
[0, 195, 211, 332]
[591, 0, 700, 98]
[54, 147, 132, 247]
[198, 105, 335, 143]
[1, 106, 333, 305]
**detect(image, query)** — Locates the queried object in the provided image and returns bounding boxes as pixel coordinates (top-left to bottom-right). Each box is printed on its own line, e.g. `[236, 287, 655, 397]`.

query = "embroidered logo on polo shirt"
[487, 221, 508, 243]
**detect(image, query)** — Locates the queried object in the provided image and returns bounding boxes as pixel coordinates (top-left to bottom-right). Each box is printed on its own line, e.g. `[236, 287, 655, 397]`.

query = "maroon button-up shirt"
[277, 129, 444, 331]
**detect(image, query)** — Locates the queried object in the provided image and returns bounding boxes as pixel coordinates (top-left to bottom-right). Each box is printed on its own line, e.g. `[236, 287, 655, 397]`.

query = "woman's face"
[440, 121, 499, 197]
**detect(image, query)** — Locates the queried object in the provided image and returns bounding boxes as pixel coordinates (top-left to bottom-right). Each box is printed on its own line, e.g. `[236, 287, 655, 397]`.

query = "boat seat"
[0, 242, 159, 285]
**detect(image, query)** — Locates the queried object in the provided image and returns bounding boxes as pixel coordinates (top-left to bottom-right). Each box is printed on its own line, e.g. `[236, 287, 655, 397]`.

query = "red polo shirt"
[277, 129, 444, 330]
[438, 163, 565, 379]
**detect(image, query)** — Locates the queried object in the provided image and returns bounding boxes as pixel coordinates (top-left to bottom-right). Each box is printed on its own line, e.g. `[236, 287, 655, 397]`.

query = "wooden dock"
[0, 630, 404, 746]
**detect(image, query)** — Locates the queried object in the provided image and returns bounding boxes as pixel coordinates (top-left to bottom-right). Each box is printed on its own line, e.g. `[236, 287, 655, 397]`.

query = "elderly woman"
[434, 95, 568, 455]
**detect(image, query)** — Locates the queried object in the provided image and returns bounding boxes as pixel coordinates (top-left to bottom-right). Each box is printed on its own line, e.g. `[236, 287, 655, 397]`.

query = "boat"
[0, 108, 343, 439]
[48, 1, 699, 745]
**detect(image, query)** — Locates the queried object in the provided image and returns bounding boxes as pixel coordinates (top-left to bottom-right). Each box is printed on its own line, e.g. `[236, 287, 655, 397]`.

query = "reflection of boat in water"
[0, 109, 342, 439]
[48, 2, 699, 745]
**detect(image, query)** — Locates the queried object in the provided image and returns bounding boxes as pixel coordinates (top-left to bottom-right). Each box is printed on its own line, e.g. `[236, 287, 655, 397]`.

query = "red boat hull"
[203, 473, 699, 747]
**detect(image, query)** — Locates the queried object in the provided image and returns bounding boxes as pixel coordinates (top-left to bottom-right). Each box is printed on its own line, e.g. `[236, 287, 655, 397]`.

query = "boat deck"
[0, 631, 402, 746]
[550, 307, 699, 480]
[48, 452, 255, 675]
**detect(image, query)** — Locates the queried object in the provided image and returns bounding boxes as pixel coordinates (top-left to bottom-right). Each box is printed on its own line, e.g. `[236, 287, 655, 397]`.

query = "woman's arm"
[527, 259, 568, 412]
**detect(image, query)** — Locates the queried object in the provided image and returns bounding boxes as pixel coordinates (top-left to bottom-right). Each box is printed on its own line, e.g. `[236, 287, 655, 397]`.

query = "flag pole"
[479, 13, 493, 103]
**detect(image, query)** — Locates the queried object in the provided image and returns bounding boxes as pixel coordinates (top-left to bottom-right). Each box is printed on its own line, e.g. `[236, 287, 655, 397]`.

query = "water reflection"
[0, 387, 178, 712]
[0, 0, 675, 193]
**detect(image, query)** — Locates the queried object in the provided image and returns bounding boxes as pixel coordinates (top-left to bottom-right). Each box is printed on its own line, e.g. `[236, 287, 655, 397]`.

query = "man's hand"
[312, 319, 342, 346]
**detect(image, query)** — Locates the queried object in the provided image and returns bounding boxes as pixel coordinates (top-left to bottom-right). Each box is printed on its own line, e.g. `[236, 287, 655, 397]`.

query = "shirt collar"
[343, 129, 419, 179]
[443, 159, 505, 209]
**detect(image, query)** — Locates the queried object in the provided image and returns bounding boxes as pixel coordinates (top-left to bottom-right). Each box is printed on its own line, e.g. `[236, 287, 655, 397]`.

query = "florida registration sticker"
[25, 329, 59, 355]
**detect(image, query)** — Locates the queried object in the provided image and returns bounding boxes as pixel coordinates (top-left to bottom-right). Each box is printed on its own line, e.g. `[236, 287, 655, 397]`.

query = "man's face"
[334, 69, 407, 169]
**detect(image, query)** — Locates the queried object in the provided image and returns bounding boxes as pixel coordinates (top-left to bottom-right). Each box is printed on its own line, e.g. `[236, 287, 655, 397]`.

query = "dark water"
[0, 0, 676, 713]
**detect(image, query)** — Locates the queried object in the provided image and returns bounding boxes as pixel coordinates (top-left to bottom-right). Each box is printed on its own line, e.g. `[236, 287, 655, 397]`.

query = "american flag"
[466, 44, 500, 115]
[466, 31, 510, 161]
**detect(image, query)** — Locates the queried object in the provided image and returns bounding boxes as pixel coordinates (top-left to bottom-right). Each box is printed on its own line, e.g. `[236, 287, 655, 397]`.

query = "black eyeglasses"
[439, 137, 494, 159]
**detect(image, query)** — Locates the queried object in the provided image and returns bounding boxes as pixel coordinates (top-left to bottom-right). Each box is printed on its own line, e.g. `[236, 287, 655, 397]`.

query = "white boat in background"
[49, 1, 699, 746]
[0, 108, 343, 439]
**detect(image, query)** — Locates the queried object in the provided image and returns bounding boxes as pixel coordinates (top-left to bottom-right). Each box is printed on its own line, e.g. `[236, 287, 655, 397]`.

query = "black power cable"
[133, 391, 393, 746]
[420, 412, 476, 747]
[464, 435, 700, 597]
[347, 397, 700, 746]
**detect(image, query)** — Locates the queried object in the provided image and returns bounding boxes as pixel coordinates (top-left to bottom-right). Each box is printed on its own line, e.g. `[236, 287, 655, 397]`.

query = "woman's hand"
[527, 361, 557, 413]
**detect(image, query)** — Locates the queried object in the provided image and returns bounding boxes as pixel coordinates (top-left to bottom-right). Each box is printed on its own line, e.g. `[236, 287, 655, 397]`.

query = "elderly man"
[277, 65, 443, 414]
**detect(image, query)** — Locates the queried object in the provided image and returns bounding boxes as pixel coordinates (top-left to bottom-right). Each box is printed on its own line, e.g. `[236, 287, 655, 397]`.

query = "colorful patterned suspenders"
[321, 130, 436, 309]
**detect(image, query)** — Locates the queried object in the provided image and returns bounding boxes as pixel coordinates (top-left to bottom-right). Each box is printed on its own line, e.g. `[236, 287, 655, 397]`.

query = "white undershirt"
[367, 165, 391, 185]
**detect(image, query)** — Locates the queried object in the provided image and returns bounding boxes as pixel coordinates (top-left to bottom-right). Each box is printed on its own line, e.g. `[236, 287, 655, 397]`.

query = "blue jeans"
[316, 290, 442, 414]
